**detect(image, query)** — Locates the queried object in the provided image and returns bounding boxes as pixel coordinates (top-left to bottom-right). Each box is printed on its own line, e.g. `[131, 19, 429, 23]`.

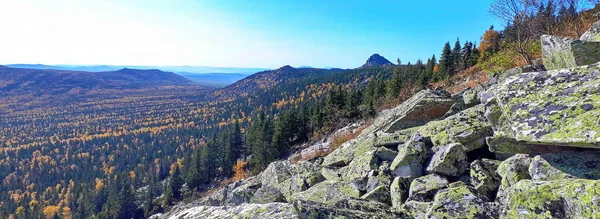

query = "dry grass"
[431, 66, 489, 95]
[328, 121, 371, 152]
[201, 178, 233, 198]
[289, 121, 373, 164]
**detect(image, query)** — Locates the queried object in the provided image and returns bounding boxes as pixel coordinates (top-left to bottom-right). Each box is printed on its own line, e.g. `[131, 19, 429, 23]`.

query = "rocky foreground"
[154, 23, 600, 219]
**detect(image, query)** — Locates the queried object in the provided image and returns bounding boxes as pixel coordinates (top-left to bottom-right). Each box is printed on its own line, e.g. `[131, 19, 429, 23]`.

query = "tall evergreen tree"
[170, 166, 184, 200]
[231, 119, 244, 160]
[386, 65, 403, 98]
[452, 38, 461, 74]
[437, 42, 453, 81]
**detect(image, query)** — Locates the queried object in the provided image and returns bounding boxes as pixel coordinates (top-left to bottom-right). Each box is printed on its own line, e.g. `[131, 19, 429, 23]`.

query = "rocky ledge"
[155, 23, 600, 219]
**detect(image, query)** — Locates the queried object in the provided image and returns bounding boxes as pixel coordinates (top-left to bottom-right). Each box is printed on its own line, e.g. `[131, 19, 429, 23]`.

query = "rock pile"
[156, 23, 600, 219]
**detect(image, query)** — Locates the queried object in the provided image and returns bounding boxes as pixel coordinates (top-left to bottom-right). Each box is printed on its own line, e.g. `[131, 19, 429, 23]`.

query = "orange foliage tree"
[232, 160, 250, 180]
[478, 26, 502, 61]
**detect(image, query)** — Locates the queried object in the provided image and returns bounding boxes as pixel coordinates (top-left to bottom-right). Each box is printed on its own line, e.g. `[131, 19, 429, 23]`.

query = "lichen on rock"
[502, 179, 600, 218]
[426, 185, 498, 219]
[390, 134, 431, 178]
[482, 62, 600, 150]
[470, 159, 501, 200]
[408, 174, 449, 202]
[426, 143, 469, 177]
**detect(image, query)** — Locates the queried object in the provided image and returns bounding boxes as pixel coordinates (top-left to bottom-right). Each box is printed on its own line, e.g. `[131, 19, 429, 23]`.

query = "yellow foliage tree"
[233, 160, 249, 180]
[42, 205, 60, 219]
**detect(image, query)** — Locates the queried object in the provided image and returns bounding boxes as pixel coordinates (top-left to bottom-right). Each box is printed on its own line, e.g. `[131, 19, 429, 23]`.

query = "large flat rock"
[364, 89, 454, 134]
[482, 62, 600, 150]
[155, 203, 298, 219]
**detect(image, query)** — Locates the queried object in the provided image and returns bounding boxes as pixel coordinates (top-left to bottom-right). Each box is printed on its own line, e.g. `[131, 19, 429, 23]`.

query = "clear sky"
[0, 0, 501, 69]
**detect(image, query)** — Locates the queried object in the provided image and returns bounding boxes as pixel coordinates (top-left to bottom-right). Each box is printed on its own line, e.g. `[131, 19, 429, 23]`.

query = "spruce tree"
[437, 42, 453, 81]
[231, 120, 244, 160]
[170, 166, 184, 200]
[452, 38, 461, 74]
[386, 66, 403, 99]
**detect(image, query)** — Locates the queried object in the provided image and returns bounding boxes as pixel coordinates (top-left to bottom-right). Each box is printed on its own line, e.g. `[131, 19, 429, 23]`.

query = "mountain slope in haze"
[181, 73, 248, 87]
[360, 53, 394, 68]
[0, 67, 197, 94]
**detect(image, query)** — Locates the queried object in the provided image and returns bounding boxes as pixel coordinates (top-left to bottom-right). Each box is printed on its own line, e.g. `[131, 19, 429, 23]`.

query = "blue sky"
[0, 0, 501, 69]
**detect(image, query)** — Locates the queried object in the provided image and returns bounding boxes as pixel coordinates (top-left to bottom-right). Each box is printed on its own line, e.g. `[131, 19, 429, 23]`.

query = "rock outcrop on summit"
[360, 54, 394, 68]
[156, 22, 600, 219]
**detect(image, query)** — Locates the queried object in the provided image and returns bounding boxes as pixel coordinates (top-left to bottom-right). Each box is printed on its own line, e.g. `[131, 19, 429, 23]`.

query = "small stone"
[426, 185, 497, 219]
[250, 186, 286, 204]
[497, 154, 532, 200]
[360, 185, 391, 205]
[470, 159, 501, 200]
[291, 180, 361, 205]
[390, 177, 411, 209]
[426, 143, 468, 177]
[402, 200, 431, 219]
[390, 134, 431, 178]
[408, 174, 449, 202]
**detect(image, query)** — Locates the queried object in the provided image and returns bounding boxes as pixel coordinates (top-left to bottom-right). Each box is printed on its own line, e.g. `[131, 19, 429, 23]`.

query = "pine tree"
[184, 151, 201, 191]
[162, 180, 174, 207]
[248, 114, 275, 170]
[452, 38, 461, 74]
[386, 66, 403, 98]
[344, 90, 362, 119]
[144, 179, 156, 217]
[231, 120, 244, 160]
[437, 42, 453, 81]
[170, 166, 184, 200]
[218, 130, 233, 176]
[197, 146, 210, 184]
[206, 136, 218, 179]
[467, 44, 480, 67]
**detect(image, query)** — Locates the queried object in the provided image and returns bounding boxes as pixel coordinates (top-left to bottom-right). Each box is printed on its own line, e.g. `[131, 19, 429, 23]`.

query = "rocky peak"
[278, 65, 295, 71]
[360, 54, 394, 68]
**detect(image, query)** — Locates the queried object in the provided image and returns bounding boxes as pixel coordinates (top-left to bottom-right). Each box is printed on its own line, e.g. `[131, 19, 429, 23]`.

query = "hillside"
[212, 65, 341, 100]
[157, 24, 600, 218]
[0, 67, 197, 94]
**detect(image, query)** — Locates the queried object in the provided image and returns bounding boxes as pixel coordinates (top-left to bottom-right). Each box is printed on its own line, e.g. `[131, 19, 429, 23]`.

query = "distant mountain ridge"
[5, 64, 269, 74]
[360, 54, 394, 68]
[0, 67, 197, 94]
[4, 64, 269, 87]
